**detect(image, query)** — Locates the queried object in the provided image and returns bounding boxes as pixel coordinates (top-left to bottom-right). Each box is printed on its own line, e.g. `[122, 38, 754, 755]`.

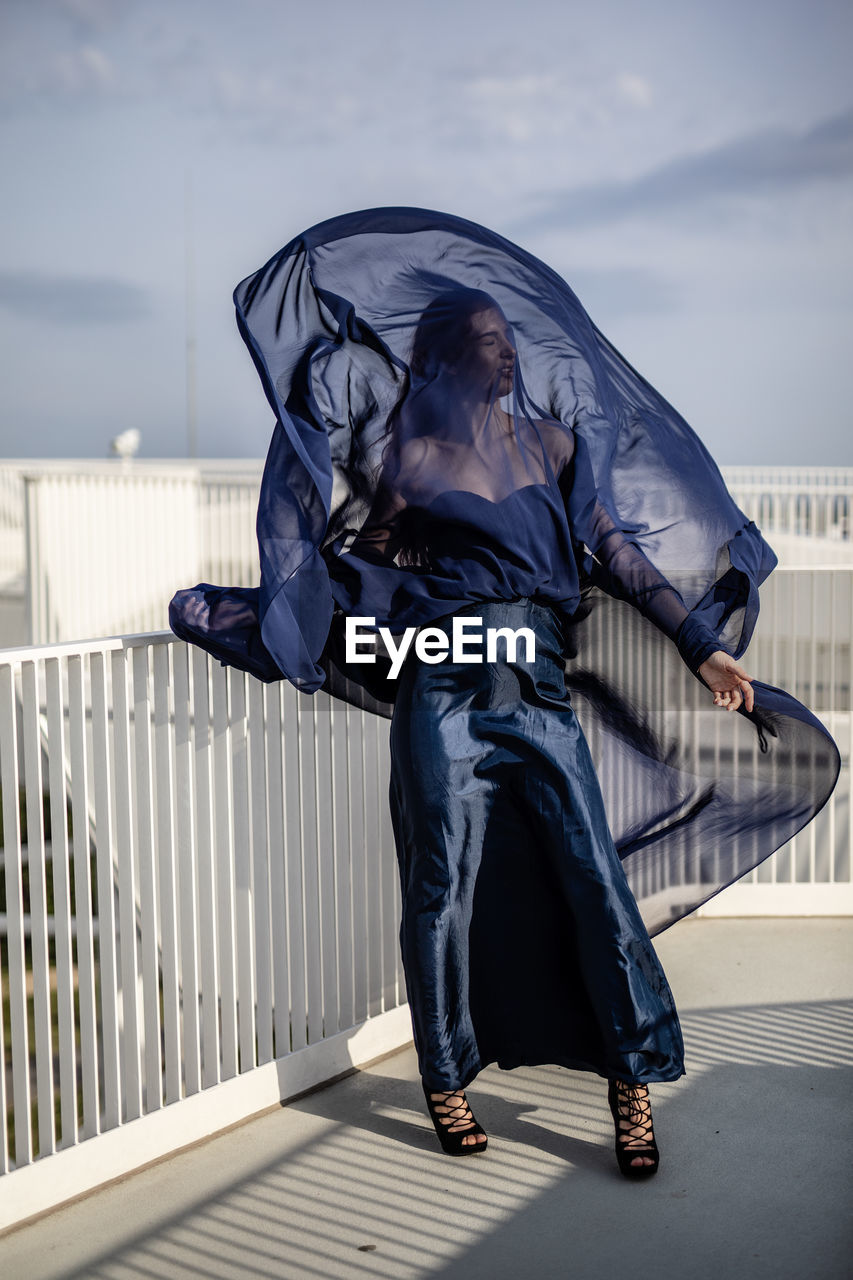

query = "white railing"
[721, 466, 853, 541]
[0, 631, 406, 1227]
[573, 567, 851, 922]
[721, 466, 853, 487]
[699, 566, 851, 914]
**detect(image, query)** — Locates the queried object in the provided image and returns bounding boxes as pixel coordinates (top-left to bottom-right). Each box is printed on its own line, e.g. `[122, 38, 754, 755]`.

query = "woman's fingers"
[712, 680, 754, 713]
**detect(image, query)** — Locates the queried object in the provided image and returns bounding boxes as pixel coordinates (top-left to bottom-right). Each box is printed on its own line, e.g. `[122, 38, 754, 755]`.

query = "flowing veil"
[170, 206, 839, 933]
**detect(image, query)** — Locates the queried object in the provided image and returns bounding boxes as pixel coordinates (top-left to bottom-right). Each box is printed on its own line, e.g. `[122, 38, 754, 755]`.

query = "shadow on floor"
[5, 996, 848, 1280]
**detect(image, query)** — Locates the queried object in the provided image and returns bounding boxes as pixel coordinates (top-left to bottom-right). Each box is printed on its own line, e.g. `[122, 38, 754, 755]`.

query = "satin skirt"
[388, 598, 685, 1091]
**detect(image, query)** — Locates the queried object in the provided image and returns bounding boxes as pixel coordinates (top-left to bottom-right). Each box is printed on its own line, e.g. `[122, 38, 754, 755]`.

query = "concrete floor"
[1, 918, 852, 1280]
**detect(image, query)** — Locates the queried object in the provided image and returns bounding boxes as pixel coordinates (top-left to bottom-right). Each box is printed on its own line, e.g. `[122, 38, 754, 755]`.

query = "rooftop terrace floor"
[2, 918, 851, 1280]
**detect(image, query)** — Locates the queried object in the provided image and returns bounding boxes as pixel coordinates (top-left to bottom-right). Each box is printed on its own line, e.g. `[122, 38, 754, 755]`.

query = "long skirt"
[388, 597, 685, 1092]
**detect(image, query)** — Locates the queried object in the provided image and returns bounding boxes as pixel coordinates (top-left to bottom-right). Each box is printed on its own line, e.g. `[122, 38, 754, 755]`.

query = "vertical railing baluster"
[249, 678, 273, 1065]
[283, 681, 306, 1053]
[377, 720, 398, 1012]
[89, 650, 120, 1131]
[153, 644, 181, 1104]
[191, 648, 219, 1088]
[331, 697, 354, 1032]
[111, 647, 142, 1121]
[211, 662, 238, 1080]
[0, 664, 32, 1167]
[230, 671, 255, 1074]
[131, 646, 162, 1113]
[20, 661, 55, 1156]
[67, 655, 100, 1137]
[264, 681, 289, 1058]
[173, 644, 201, 1097]
[45, 656, 78, 1147]
[314, 692, 338, 1041]
[298, 693, 323, 1045]
[347, 702, 368, 1026]
[362, 713, 382, 1020]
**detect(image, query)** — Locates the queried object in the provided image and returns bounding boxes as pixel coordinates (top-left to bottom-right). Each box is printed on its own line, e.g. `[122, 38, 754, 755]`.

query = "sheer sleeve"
[584, 498, 721, 672]
[558, 440, 722, 675]
[347, 475, 407, 563]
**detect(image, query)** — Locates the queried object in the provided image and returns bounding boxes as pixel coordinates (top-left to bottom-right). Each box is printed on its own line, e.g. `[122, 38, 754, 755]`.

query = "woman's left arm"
[556, 451, 754, 712]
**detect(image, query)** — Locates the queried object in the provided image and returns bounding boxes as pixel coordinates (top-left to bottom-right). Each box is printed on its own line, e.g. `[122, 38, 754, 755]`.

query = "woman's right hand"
[698, 650, 755, 713]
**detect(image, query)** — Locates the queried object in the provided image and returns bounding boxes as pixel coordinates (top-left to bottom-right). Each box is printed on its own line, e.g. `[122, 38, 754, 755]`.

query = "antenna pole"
[184, 168, 198, 459]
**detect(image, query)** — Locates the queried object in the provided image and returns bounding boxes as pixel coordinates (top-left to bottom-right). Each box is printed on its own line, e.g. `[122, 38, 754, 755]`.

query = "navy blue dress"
[169, 207, 840, 1091]
[376, 482, 684, 1088]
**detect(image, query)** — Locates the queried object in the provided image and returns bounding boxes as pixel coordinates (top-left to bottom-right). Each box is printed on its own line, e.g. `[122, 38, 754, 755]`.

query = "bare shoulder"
[386, 434, 436, 502]
[397, 436, 433, 469]
[532, 417, 575, 475]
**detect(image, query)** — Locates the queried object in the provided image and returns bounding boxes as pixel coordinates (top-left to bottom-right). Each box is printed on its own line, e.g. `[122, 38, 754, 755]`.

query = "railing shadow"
[3, 995, 848, 1280]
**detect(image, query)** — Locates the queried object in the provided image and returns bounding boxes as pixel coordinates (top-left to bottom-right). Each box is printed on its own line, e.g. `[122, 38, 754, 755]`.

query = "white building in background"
[0, 459, 263, 648]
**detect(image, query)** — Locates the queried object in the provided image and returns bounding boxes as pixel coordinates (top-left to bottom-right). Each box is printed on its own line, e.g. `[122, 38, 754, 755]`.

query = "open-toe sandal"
[422, 1082, 488, 1156]
[608, 1079, 660, 1179]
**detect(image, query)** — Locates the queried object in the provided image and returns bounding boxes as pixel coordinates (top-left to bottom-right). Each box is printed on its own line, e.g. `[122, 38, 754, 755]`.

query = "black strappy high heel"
[422, 1082, 488, 1156]
[608, 1080, 660, 1179]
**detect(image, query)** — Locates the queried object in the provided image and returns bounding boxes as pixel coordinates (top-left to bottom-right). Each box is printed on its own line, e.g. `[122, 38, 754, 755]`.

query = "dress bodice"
[327, 479, 582, 632]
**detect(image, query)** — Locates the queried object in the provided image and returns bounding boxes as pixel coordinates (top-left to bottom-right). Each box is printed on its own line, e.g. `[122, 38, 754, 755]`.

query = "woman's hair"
[408, 287, 502, 380]
[324, 287, 508, 566]
[385, 287, 504, 450]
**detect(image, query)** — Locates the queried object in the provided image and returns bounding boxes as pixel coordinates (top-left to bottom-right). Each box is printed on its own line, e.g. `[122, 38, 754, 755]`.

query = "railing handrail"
[0, 629, 176, 664]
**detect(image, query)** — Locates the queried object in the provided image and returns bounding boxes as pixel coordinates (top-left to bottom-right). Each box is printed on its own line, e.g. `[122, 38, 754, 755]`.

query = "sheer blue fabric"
[170, 206, 840, 937]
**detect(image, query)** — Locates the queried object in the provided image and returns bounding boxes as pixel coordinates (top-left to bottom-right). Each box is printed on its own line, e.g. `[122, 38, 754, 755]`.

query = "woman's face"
[452, 306, 516, 396]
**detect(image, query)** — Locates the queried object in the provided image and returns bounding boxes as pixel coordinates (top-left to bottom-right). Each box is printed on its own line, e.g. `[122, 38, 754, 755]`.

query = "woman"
[170, 207, 839, 1179]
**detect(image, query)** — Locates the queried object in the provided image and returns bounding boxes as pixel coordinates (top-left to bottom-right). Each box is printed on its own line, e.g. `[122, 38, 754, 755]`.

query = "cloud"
[518, 107, 853, 231]
[0, 2, 135, 109]
[460, 69, 647, 146]
[615, 73, 653, 109]
[51, 44, 117, 94]
[0, 271, 150, 324]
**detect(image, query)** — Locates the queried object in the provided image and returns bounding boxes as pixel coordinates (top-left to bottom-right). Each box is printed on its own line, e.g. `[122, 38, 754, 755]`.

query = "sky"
[0, 0, 851, 463]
